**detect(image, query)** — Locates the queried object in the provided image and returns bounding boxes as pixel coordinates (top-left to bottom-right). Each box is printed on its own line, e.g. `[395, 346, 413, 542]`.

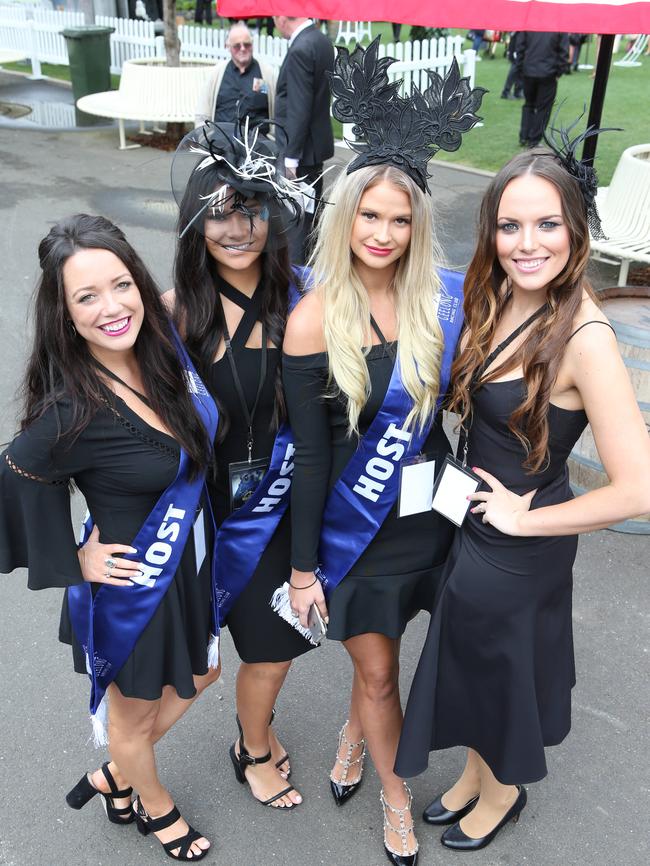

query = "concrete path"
[0, 87, 647, 866]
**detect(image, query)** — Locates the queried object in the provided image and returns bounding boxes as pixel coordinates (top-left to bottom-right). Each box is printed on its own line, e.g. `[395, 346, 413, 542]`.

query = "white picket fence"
[0, 5, 84, 76]
[0, 7, 475, 90]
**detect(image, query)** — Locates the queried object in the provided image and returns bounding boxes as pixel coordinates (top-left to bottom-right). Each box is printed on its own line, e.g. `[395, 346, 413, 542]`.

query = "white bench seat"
[76, 57, 213, 149]
[590, 143, 650, 286]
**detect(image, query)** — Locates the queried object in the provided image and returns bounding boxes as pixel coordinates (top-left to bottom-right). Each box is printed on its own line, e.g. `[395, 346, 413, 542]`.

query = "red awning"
[217, 1, 650, 34]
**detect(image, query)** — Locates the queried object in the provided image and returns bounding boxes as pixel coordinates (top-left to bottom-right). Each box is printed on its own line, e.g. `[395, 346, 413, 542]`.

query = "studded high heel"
[380, 784, 419, 866]
[329, 720, 366, 806]
[66, 761, 134, 825]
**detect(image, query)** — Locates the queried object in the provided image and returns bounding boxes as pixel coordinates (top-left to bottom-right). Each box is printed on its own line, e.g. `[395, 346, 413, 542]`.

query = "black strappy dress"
[207, 279, 312, 663]
[395, 325, 608, 785]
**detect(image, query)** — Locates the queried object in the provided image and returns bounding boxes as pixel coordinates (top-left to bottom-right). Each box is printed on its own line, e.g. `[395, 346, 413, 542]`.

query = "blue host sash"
[68, 330, 219, 744]
[315, 268, 464, 598]
[212, 270, 307, 622]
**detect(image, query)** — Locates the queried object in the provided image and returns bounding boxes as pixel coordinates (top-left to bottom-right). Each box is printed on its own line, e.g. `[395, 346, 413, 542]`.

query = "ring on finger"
[104, 556, 116, 569]
[104, 570, 112, 579]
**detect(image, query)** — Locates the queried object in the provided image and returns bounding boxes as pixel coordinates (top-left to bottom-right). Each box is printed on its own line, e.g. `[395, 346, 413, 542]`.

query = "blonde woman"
[279, 41, 484, 866]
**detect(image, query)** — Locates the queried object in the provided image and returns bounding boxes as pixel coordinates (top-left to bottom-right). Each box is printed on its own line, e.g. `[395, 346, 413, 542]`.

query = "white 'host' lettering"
[253, 443, 295, 513]
[353, 423, 412, 503]
[130, 503, 186, 588]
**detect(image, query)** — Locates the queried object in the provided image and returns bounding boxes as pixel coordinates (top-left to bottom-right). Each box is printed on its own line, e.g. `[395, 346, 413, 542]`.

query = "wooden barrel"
[568, 287, 650, 533]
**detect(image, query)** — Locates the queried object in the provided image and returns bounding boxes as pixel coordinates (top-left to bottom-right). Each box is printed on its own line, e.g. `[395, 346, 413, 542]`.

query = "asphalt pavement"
[0, 71, 648, 866]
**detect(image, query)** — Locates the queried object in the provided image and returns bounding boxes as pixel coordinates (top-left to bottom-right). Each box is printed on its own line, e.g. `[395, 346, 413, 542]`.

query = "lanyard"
[93, 359, 153, 409]
[460, 302, 548, 465]
[218, 294, 268, 463]
[369, 314, 397, 362]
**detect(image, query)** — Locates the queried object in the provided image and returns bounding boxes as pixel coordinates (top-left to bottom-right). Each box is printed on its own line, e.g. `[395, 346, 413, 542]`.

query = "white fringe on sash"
[269, 582, 318, 646]
[90, 696, 109, 748]
[207, 632, 221, 670]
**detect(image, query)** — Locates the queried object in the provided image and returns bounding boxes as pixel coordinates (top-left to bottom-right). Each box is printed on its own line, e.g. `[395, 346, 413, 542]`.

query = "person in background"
[194, 0, 212, 26]
[195, 21, 277, 129]
[273, 15, 335, 264]
[501, 32, 523, 99]
[516, 31, 570, 147]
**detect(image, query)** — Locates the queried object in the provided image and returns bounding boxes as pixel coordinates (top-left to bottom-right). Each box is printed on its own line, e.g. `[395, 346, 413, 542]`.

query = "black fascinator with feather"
[543, 108, 621, 240]
[329, 37, 487, 194]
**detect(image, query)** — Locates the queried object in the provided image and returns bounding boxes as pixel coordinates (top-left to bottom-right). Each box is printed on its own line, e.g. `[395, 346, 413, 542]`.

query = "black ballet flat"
[236, 708, 291, 778]
[66, 761, 134, 824]
[440, 786, 527, 851]
[422, 792, 478, 825]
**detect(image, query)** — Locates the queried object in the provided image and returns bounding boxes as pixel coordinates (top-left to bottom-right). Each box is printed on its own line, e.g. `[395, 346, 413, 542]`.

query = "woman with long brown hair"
[395, 141, 650, 852]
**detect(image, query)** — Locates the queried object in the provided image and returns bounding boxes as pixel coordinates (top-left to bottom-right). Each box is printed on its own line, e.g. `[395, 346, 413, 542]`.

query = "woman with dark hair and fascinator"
[395, 129, 650, 852]
[163, 120, 312, 811]
[280, 40, 485, 865]
[0, 214, 219, 860]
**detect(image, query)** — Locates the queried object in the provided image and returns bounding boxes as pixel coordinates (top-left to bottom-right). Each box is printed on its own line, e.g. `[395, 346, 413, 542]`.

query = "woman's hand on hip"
[288, 568, 329, 629]
[77, 524, 142, 587]
[468, 468, 537, 536]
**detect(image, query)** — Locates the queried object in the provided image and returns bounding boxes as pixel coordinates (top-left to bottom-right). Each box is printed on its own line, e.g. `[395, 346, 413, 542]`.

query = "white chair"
[335, 21, 372, 46]
[614, 34, 648, 67]
[590, 144, 650, 286]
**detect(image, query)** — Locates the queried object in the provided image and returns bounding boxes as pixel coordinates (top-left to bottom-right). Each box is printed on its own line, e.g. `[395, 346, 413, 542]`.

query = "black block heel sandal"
[66, 761, 134, 825]
[133, 796, 209, 861]
[229, 738, 299, 809]
[236, 707, 291, 777]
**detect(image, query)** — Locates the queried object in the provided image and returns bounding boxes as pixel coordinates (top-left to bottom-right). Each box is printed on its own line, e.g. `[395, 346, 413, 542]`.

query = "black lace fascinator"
[171, 118, 310, 243]
[543, 110, 620, 240]
[330, 37, 487, 194]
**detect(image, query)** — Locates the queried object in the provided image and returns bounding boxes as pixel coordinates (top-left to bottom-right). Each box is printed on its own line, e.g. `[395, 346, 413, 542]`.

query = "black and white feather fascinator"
[330, 37, 487, 194]
[172, 119, 309, 240]
[543, 109, 620, 240]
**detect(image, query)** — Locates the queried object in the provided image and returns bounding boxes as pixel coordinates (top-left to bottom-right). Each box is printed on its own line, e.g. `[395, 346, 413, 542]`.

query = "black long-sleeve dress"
[395, 379, 589, 784]
[0, 396, 214, 701]
[283, 340, 455, 640]
[206, 279, 313, 663]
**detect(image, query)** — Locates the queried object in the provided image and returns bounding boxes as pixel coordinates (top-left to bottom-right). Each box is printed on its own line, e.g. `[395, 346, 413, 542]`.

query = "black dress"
[283, 340, 455, 641]
[207, 280, 312, 664]
[0, 397, 214, 701]
[395, 379, 589, 785]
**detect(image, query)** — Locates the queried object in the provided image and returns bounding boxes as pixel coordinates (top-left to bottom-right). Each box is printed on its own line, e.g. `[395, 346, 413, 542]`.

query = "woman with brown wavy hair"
[395, 145, 650, 852]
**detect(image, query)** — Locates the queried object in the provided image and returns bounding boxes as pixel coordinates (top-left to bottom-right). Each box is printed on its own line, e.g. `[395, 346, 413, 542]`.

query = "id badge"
[228, 457, 269, 512]
[398, 453, 436, 518]
[431, 455, 482, 527]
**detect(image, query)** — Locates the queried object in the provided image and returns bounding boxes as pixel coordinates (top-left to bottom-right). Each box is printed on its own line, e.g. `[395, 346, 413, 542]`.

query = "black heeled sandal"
[133, 796, 209, 861]
[229, 737, 299, 809]
[66, 761, 134, 825]
[236, 707, 291, 777]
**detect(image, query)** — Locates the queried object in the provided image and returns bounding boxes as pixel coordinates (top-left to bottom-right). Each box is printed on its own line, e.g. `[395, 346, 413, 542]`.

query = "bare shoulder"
[160, 288, 176, 314]
[565, 294, 618, 365]
[284, 288, 326, 355]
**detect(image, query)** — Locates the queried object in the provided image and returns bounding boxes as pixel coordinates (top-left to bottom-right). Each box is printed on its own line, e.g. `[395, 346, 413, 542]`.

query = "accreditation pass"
[431, 455, 482, 527]
[398, 454, 436, 517]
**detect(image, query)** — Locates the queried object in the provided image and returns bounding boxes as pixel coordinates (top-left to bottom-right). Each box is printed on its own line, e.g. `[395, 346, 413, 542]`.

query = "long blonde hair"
[309, 165, 445, 433]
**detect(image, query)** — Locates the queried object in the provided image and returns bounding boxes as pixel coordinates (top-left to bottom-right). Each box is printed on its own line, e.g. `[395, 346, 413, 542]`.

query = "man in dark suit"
[516, 31, 570, 147]
[273, 16, 334, 263]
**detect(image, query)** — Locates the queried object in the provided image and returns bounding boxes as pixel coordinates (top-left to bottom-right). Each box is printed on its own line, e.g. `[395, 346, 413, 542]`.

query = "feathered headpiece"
[543, 109, 620, 240]
[329, 37, 487, 194]
[172, 119, 313, 239]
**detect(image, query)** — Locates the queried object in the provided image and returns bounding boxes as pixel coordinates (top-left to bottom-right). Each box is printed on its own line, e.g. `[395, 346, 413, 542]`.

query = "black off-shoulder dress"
[283, 339, 455, 641]
[0, 397, 214, 701]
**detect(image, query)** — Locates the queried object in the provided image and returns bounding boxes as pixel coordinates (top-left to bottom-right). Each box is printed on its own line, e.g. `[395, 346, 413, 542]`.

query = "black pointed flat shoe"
[440, 786, 527, 851]
[422, 792, 478, 825]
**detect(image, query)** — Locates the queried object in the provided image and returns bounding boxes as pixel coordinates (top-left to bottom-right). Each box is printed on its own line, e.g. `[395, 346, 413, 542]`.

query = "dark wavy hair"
[22, 214, 212, 475]
[450, 149, 596, 472]
[173, 167, 295, 440]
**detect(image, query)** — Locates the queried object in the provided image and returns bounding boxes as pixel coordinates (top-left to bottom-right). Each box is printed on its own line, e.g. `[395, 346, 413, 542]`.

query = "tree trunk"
[163, 0, 180, 67]
[162, 0, 184, 139]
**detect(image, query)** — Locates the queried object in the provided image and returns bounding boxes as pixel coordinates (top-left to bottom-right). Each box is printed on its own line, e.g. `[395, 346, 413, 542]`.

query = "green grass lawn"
[3, 25, 647, 184]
